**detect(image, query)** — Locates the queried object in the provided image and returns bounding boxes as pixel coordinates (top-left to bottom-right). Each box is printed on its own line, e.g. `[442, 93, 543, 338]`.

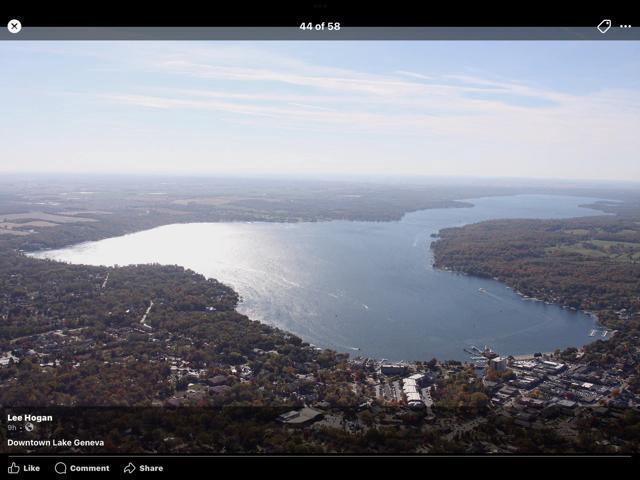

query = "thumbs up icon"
[8, 462, 21, 474]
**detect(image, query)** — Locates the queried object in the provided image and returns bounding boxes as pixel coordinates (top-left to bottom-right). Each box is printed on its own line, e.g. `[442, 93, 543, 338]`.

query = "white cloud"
[3, 42, 639, 180]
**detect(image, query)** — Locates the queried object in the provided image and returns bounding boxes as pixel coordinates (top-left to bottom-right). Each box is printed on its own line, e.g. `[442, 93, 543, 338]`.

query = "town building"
[276, 407, 324, 426]
[489, 356, 507, 372]
[380, 364, 407, 376]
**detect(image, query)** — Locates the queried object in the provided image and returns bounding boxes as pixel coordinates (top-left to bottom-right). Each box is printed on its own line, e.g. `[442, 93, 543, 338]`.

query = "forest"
[2, 176, 640, 453]
[0, 252, 360, 408]
[431, 214, 640, 374]
[432, 216, 640, 320]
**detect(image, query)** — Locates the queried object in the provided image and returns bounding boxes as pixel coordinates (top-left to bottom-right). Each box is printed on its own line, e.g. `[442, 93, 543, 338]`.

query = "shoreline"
[26, 237, 604, 366]
[431, 265, 610, 362]
[18, 195, 615, 367]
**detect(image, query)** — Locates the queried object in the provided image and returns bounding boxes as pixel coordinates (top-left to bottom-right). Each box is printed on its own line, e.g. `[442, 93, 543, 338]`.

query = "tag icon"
[597, 19, 612, 34]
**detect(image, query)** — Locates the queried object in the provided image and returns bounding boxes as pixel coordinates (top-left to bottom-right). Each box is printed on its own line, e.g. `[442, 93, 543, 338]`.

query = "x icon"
[7, 19, 22, 33]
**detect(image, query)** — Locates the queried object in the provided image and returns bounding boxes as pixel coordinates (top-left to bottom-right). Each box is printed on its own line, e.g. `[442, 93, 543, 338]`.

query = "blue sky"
[1, 40, 639, 180]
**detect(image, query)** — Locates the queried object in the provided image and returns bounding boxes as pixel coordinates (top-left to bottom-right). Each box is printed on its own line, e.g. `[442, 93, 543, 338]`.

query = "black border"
[2, 2, 639, 28]
[2, 453, 637, 477]
[2, 0, 639, 474]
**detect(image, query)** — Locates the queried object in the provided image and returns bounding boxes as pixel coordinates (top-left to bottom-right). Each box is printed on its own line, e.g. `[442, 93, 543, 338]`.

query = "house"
[488, 356, 507, 372]
[207, 375, 228, 386]
[498, 386, 518, 397]
[276, 407, 324, 426]
[407, 373, 429, 386]
[540, 361, 566, 374]
[208, 385, 231, 394]
[380, 364, 407, 376]
[555, 399, 577, 413]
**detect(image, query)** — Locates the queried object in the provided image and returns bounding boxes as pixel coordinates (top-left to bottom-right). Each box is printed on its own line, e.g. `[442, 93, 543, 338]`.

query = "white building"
[489, 356, 507, 372]
[402, 377, 424, 407]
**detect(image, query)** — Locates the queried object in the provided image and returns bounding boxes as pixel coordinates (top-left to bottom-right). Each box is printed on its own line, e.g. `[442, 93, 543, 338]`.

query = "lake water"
[31, 195, 605, 361]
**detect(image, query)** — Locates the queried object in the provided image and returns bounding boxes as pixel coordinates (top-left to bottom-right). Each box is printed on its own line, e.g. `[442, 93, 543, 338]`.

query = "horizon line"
[1, 170, 639, 186]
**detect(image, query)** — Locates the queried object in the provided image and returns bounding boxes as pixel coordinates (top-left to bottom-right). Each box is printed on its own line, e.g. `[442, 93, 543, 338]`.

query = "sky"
[1, 40, 639, 181]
